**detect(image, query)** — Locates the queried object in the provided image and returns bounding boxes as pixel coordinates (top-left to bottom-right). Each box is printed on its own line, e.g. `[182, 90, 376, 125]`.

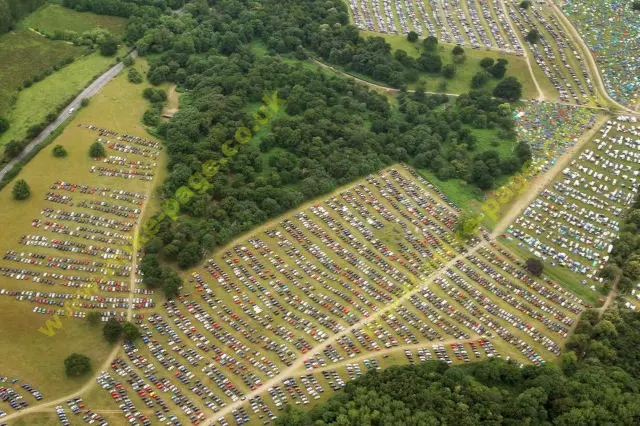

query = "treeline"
[277, 305, 640, 425]
[600, 193, 640, 294]
[0, 0, 44, 34]
[120, 0, 528, 272]
[62, 0, 183, 17]
[76, 0, 527, 275]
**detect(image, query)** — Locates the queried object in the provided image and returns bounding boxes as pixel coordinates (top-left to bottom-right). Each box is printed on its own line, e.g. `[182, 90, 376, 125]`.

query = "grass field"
[0, 4, 129, 152]
[359, 31, 538, 98]
[0, 50, 123, 147]
[0, 29, 81, 116]
[0, 59, 164, 399]
[22, 3, 128, 36]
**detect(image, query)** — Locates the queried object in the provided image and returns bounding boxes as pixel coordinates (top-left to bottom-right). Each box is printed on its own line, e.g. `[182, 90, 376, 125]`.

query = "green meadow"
[0, 4, 128, 151]
[23, 3, 127, 36]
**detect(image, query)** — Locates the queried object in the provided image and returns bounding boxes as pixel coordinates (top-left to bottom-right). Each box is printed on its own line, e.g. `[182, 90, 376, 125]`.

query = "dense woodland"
[600, 193, 640, 294]
[0, 0, 44, 34]
[70, 0, 526, 278]
[276, 305, 640, 425]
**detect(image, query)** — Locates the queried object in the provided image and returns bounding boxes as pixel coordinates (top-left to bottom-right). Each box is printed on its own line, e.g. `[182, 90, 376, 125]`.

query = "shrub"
[27, 123, 45, 139]
[123, 55, 135, 67]
[0, 116, 9, 134]
[442, 64, 456, 79]
[98, 35, 118, 56]
[4, 140, 22, 159]
[52, 145, 68, 158]
[12, 179, 31, 200]
[128, 68, 143, 84]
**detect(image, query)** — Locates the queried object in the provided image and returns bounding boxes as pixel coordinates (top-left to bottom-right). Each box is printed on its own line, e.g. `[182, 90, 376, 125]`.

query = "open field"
[12, 165, 592, 426]
[22, 3, 128, 36]
[0, 60, 163, 402]
[502, 115, 639, 296]
[0, 29, 81, 116]
[358, 30, 538, 98]
[0, 50, 123, 147]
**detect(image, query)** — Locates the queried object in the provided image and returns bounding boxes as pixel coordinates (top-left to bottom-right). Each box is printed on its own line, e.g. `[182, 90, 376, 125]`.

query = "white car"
[68, 108, 75, 114]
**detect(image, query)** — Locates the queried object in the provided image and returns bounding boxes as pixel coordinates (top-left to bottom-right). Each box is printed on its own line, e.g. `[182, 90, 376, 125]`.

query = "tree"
[488, 59, 508, 78]
[122, 322, 141, 341]
[52, 145, 68, 158]
[103, 318, 123, 343]
[470, 160, 494, 189]
[12, 179, 30, 200]
[480, 57, 495, 69]
[525, 257, 544, 276]
[87, 311, 101, 327]
[423, 35, 438, 51]
[526, 29, 540, 44]
[143, 109, 160, 126]
[89, 141, 106, 158]
[98, 34, 118, 56]
[407, 31, 418, 42]
[452, 45, 464, 56]
[471, 71, 490, 88]
[493, 76, 522, 101]
[163, 269, 182, 299]
[80, 98, 90, 107]
[623, 260, 640, 280]
[520, 0, 531, 9]
[418, 52, 442, 73]
[4, 140, 22, 159]
[455, 212, 480, 240]
[0, 116, 8, 134]
[634, 0, 640, 10]
[442, 64, 456, 79]
[64, 353, 91, 377]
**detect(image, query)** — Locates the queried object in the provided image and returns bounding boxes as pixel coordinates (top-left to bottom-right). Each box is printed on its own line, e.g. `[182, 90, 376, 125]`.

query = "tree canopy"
[89, 141, 106, 158]
[64, 353, 91, 377]
[12, 179, 30, 200]
[103, 318, 123, 343]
